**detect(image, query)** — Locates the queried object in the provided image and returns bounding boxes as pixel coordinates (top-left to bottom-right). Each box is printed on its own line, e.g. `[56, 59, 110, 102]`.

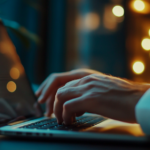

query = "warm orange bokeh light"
[149, 29, 150, 36]
[130, 0, 150, 14]
[75, 13, 100, 31]
[10, 67, 20, 79]
[132, 61, 145, 74]
[84, 13, 100, 31]
[141, 38, 150, 51]
[134, 0, 145, 11]
[104, 5, 117, 30]
[112, 5, 124, 17]
[75, 15, 82, 30]
[7, 81, 17, 93]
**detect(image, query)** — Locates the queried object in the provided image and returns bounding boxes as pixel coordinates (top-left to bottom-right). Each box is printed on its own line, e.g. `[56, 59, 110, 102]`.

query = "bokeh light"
[149, 29, 150, 36]
[112, 5, 124, 17]
[141, 38, 150, 51]
[133, 0, 145, 11]
[7, 81, 17, 93]
[130, 0, 149, 14]
[132, 61, 145, 74]
[75, 15, 82, 30]
[10, 67, 20, 79]
[84, 13, 100, 31]
[104, 5, 117, 30]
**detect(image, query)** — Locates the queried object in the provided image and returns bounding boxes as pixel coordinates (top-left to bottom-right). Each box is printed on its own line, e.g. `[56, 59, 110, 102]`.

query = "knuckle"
[81, 75, 98, 84]
[63, 103, 71, 112]
[50, 73, 59, 80]
[101, 74, 110, 80]
[65, 80, 74, 86]
[87, 81, 97, 89]
[81, 75, 93, 83]
[56, 89, 63, 101]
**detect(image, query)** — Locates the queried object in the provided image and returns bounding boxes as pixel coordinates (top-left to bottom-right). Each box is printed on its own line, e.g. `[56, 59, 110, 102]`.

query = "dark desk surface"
[1, 119, 150, 150]
[0, 135, 150, 150]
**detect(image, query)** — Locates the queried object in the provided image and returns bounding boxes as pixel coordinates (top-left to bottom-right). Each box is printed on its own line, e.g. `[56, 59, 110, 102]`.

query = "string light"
[112, 5, 124, 17]
[132, 61, 145, 74]
[141, 38, 150, 51]
[103, 5, 117, 30]
[130, 0, 149, 14]
[133, 0, 145, 11]
[7, 81, 17, 93]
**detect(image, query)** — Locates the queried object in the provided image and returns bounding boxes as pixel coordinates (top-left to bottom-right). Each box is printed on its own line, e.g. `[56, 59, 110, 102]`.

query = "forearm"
[89, 79, 150, 123]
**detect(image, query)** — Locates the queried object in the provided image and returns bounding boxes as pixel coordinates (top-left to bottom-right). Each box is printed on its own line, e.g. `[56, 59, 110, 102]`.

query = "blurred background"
[0, 0, 150, 87]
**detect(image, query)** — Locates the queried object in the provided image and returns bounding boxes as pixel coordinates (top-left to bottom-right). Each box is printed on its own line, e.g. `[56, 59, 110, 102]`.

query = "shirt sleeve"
[135, 89, 150, 135]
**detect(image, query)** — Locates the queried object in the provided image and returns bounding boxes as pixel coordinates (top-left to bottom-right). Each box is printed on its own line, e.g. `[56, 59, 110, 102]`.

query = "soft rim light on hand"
[112, 5, 124, 17]
[133, 61, 145, 74]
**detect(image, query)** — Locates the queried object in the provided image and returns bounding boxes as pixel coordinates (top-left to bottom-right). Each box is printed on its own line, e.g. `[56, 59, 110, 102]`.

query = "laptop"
[0, 34, 148, 143]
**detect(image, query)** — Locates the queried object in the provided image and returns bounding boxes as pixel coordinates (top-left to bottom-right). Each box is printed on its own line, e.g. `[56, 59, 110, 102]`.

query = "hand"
[36, 69, 103, 116]
[38, 73, 149, 124]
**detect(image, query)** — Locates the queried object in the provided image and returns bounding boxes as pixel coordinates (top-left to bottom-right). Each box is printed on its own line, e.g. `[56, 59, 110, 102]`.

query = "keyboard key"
[19, 116, 105, 131]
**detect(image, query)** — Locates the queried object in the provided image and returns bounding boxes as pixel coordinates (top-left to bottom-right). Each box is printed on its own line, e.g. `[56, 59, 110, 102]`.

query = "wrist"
[128, 84, 150, 123]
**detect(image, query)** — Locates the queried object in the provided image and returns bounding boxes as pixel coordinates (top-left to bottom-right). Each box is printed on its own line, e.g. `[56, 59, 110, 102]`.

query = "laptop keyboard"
[19, 116, 105, 131]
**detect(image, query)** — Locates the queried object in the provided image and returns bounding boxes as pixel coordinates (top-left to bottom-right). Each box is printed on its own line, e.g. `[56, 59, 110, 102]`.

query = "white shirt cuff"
[135, 89, 150, 135]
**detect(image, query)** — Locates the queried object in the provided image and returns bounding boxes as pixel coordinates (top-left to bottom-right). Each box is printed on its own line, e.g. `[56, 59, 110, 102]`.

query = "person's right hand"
[36, 69, 103, 117]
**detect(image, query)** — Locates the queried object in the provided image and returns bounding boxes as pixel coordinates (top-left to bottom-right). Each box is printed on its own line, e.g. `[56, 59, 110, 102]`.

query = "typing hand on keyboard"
[36, 69, 144, 125]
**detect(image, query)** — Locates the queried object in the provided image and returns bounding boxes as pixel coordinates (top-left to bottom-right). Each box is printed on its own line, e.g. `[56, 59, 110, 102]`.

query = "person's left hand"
[53, 74, 148, 125]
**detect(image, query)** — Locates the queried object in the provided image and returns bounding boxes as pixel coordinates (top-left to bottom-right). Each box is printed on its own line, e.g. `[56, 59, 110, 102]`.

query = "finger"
[64, 79, 80, 88]
[62, 97, 86, 125]
[45, 92, 55, 117]
[54, 86, 82, 124]
[37, 74, 61, 103]
[35, 77, 49, 97]
[37, 71, 91, 103]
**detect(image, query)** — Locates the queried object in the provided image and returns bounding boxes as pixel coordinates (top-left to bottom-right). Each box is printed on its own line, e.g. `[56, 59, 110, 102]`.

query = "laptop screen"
[0, 34, 43, 126]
